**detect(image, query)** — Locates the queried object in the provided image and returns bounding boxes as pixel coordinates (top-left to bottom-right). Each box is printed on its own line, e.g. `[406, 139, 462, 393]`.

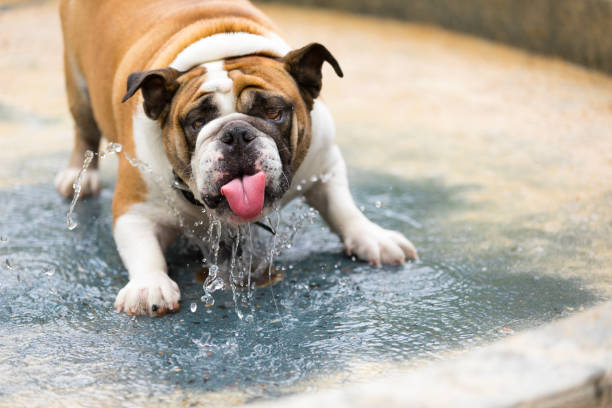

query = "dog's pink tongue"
[220, 172, 266, 219]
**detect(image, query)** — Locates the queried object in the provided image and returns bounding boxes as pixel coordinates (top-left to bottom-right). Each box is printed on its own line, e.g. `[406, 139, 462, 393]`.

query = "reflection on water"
[0, 165, 601, 404]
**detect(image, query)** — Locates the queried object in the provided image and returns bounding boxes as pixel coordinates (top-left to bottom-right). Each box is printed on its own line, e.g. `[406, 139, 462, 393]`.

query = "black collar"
[172, 171, 204, 208]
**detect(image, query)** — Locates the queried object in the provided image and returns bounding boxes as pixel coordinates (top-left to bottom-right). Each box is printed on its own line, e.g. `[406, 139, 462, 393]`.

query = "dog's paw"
[114, 274, 181, 316]
[54, 167, 100, 198]
[343, 220, 418, 266]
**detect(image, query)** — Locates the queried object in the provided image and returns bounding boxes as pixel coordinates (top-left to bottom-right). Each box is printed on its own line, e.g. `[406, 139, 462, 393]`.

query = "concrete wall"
[258, 0, 612, 75]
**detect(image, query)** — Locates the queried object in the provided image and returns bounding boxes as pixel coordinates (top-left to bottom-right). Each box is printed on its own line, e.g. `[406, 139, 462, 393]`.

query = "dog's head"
[123, 43, 342, 224]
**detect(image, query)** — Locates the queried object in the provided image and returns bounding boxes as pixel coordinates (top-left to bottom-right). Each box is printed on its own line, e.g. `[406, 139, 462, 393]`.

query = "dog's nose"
[221, 126, 256, 147]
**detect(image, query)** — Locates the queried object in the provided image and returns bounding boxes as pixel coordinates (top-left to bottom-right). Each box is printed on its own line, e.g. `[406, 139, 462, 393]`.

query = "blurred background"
[261, 0, 612, 75]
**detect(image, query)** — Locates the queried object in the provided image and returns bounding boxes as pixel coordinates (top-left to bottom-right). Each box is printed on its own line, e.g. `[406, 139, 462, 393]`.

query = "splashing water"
[65, 150, 94, 230]
[201, 219, 223, 307]
[267, 209, 282, 280]
[266, 208, 285, 327]
[228, 228, 242, 319]
[64, 145, 336, 317]
[3, 145, 601, 401]
[65, 143, 122, 230]
[245, 223, 254, 293]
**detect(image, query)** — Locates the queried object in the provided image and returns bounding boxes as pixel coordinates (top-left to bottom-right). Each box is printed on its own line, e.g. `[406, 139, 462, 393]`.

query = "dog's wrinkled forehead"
[122, 42, 343, 125]
[175, 63, 231, 117]
[174, 56, 304, 121]
[197, 61, 235, 115]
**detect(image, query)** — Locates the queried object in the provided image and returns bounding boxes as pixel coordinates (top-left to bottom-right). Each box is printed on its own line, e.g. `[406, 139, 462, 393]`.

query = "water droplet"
[190, 302, 197, 313]
[296, 185, 302, 191]
[201, 294, 215, 306]
[43, 269, 55, 276]
[309, 176, 318, 183]
[245, 314, 254, 322]
[99, 150, 107, 159]
[209, 265, 219, 275]
[359, 206, 365, 212]
[108, 142, 122, 153]
[205, 277, 224, 293]
[375, 201, 382, 208]
[351, 256, 356, 262]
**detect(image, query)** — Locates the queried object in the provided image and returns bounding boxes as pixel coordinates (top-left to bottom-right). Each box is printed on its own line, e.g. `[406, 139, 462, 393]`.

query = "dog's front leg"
[305, 145, 418, 266]
[113, 212, 180, 316]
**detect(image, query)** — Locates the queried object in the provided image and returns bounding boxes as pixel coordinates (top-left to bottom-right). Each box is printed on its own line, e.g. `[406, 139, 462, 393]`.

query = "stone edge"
[246, 301, 612, 407]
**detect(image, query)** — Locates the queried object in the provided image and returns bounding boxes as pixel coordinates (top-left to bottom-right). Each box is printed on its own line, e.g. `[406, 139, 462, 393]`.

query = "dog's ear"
[122, 68, 182, 120]
[282, 43, 343, 110]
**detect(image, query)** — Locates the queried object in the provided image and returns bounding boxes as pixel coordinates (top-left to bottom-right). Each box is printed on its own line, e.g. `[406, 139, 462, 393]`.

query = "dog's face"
[123, 43, 342, 224]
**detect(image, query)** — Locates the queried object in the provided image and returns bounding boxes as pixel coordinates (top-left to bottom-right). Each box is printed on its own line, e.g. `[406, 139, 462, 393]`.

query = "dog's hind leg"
[55, 51, 102, 198]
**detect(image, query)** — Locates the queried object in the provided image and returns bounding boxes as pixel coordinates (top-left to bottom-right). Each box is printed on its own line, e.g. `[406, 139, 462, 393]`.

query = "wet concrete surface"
[2, 173, 600, 406]
[1, 1, 611, 407]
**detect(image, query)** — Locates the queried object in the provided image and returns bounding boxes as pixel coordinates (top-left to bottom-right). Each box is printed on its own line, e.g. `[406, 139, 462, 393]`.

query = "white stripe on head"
[200, 61, 236, 116]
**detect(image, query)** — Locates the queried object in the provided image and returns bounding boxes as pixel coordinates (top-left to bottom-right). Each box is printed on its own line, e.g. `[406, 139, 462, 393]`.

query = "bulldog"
[55, 0, 417, 316]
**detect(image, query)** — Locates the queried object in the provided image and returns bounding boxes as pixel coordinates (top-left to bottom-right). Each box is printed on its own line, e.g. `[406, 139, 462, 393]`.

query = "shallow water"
[0, 160, 601, 405]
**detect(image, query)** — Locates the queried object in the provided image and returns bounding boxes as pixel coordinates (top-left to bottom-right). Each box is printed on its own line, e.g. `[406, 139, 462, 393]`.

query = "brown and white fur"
[56, 0, 417, 316]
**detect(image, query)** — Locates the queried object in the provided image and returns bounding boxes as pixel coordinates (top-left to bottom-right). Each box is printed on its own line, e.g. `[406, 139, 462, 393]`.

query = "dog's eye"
[265, 108, 282, 121]
[191, 119, 206, 131]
